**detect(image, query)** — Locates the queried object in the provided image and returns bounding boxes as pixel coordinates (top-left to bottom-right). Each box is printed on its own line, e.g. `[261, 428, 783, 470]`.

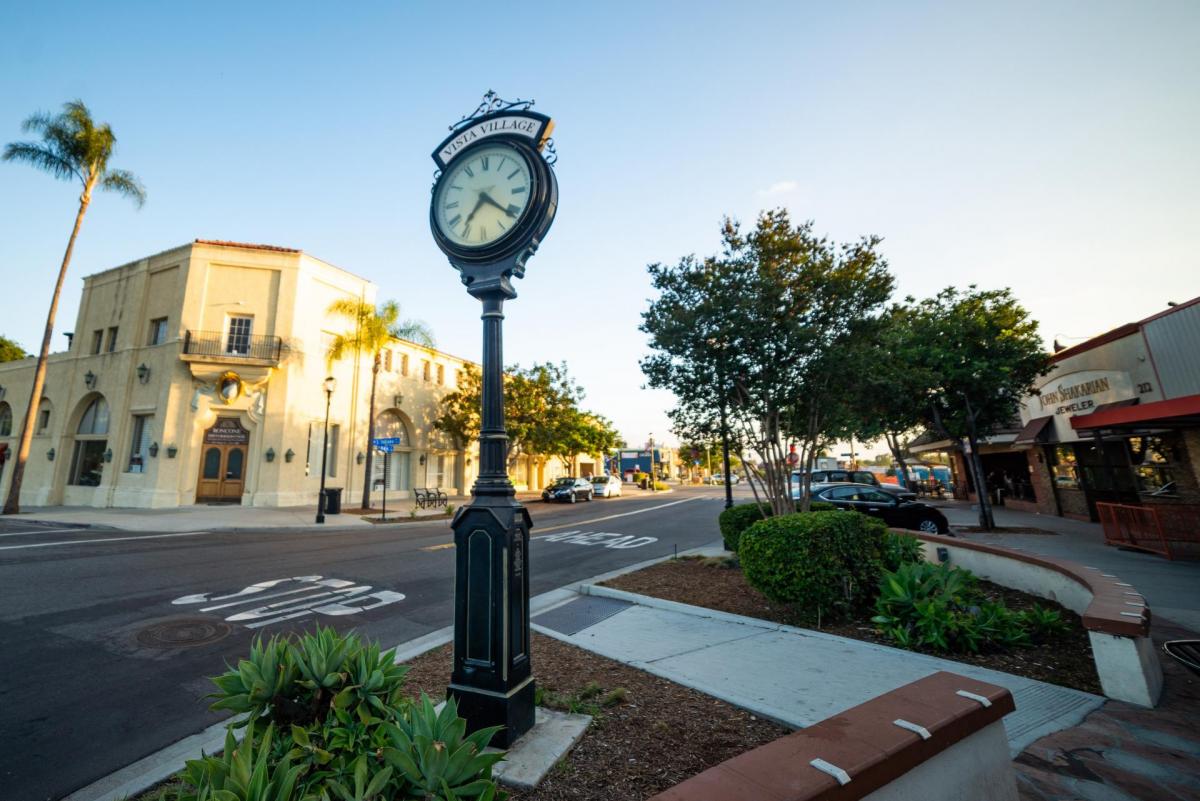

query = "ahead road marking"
[171, 575, 405, 629]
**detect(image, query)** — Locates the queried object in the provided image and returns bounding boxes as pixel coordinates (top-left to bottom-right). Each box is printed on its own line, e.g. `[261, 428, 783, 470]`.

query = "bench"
[414, 487, 448, 509]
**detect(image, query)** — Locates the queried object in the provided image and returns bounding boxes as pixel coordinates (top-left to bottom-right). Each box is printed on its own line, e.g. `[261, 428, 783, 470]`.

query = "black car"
[541, 476, 594, 503]
[810, 482, 948, 534]
[792, 470, 917, 502]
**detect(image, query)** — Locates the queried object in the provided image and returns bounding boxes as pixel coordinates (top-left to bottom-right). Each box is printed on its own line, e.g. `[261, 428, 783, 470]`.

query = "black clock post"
[428, 93, 558, 747]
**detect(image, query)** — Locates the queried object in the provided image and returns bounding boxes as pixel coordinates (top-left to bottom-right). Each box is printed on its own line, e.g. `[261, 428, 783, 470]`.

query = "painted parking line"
[0, 527, 93, 538]
[0, 529, 213, 551]
[418, 496, 700, 551]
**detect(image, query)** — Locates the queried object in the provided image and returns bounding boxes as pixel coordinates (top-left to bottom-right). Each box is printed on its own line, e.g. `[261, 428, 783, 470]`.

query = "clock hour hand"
[464, 193, 486, 224]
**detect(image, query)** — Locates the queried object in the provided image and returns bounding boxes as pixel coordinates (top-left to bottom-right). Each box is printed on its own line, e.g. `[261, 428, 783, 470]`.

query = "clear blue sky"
[2, 1, 1197, 452]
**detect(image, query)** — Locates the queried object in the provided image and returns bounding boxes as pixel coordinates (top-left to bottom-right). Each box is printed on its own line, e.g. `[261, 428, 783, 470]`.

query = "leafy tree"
[904, 287, 1050, 529]
[435, 362, 615, 478]
[0, 336, 28, 363]
[642, 210, 893, 515]
[326, 299, 433, 510]
[2, 100, 145, 515]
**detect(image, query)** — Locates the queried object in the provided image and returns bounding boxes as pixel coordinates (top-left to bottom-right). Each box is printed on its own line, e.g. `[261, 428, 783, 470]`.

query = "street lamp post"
[648, 434, 655, 492]
[315, 375, 336, 524]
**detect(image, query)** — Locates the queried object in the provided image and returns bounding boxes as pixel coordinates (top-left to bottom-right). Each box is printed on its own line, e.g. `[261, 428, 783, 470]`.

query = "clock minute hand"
[479, 191, 517, 218]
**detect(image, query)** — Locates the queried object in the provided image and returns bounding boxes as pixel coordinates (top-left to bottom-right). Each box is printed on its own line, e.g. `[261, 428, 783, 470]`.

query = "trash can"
[323, 487, 343, 514]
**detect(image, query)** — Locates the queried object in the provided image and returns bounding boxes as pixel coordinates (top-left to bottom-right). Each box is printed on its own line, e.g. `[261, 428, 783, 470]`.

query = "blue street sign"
[373, 437, 402, 447]
[375, 444, 394, 453]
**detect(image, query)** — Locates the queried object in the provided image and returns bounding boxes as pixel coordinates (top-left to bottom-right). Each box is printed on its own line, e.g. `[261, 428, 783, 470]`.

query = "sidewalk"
[531, 582, 1104, 756]
[936, 500, 1200, 632]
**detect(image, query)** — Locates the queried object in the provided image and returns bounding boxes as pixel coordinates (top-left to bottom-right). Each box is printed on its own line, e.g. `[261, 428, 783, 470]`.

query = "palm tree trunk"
[4, 197, 90, 515]
[360, 355, 380, 511]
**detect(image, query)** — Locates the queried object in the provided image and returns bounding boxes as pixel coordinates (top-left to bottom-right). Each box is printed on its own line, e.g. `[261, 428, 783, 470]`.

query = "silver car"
[591, 474, 623, 498]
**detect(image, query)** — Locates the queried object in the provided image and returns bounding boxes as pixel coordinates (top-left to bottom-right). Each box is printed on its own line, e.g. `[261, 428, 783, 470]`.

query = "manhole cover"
[136, 618, 231, 648]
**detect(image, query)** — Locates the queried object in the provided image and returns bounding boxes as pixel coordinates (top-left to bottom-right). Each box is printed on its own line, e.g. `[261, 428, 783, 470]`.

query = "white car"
[710, 473, 740, 485]
[591, 474, 623, 498]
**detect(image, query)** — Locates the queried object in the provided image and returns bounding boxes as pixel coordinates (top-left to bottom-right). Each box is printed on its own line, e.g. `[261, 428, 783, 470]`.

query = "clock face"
[434, 143, 534, 249]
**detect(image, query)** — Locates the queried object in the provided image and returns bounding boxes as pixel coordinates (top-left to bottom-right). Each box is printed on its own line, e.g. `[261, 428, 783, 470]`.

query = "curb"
[63, 539, 723, 801]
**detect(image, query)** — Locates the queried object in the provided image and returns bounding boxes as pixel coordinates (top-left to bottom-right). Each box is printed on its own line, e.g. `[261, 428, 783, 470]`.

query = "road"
[0, 486, 739, 801]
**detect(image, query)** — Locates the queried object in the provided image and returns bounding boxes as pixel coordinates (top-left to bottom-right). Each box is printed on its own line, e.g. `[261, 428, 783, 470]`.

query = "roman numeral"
[480, 225, 487, 240]
[445, 201, 459, 209]
[447, 214, 462, 228]
[481, 156, 490, 170]
[462, 223, 471, 238]
[450, 184, 462, 191]
[464, 165, 474, 177]
[497, 156, 507, 171]
[511, 186, 526, 194]
[507, 168, 520, 180]
[497, 220, 507, 231]
[506, 204, 521, 217]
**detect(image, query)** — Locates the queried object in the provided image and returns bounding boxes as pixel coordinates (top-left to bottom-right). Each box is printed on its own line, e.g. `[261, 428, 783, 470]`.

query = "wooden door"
[196, 418, 250, 503]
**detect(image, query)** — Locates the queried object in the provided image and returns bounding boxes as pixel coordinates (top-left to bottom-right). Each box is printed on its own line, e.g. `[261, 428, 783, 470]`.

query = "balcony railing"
[182, 330, 282, 362]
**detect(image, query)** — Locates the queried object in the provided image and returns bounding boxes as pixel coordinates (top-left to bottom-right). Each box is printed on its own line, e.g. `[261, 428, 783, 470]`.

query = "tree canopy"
[0, 336, 28, 363]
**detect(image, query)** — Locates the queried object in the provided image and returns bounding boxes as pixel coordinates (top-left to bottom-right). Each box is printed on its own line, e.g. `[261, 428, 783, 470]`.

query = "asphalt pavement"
[0, 486, 735, 801]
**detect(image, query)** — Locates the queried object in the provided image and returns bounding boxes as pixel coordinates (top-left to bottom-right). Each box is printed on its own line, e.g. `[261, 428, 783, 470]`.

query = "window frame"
[148, 317, 169, 346]
[127, 414, 153, 473]
[91, 330, 104, 354]
[225, 315, 254, 355]
[105, 327, 119, 353]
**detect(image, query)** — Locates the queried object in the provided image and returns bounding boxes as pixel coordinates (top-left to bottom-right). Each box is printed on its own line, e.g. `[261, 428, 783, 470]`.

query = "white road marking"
[533, 496, 700, 535]
[0, 527, 95, 538]
[170, 576, 407, 630]
[0, 530, 213, 551]
[539, 530, 658, 549]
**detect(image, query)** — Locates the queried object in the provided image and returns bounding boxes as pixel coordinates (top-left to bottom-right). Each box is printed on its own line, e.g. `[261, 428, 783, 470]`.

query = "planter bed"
[402, 633, 787, 801]
[601, 556, 1102, 695]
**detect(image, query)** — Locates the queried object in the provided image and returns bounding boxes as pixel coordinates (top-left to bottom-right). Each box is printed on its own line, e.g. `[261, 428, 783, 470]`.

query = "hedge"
[718, 500, 837, 552]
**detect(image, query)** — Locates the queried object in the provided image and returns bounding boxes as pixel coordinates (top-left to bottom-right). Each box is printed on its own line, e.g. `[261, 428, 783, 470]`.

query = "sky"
[1, 1, 1197, 454]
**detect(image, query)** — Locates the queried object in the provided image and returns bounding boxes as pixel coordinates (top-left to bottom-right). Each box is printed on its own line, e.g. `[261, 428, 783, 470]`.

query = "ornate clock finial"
[449, 90, 537, 132]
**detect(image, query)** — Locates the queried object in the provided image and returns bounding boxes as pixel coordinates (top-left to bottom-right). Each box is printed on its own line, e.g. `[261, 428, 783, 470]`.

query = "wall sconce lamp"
[47, 448, 55, 461]
[136, 363, 151, 384]
[0, 384, 6, 400]
[419, 454, 426, 466]
[356, 451, 365, 465]
[103, 448, 113, 463]
[149, 442, 159, 458]
[285, 448, 295, 463]
[166, 444, 178, 459]
[84, 370, 97, 389]
[265, 447, 276, 463]
[393, 394, 403, 408]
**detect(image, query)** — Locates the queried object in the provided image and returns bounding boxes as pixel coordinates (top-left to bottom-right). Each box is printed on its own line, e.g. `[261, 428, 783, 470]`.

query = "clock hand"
[480, 192, 518, 218]
[464, 193, 486, 224]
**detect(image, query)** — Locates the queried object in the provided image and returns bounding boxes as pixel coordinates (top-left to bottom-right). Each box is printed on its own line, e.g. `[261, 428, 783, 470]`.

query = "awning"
[1072, 393, 1200, 431]
[1013, 415, 1055, 445]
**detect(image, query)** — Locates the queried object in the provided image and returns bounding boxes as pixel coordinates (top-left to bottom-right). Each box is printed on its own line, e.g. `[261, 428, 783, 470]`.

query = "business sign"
[204, 417, 250, 445]
[1036, 370, 1135, 417]
[432, 111, 554, 169]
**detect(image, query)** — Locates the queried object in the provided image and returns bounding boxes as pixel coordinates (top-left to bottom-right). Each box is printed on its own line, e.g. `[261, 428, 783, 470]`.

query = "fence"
[183, 330, 282, 362]
[1096, 501, 1200, 560]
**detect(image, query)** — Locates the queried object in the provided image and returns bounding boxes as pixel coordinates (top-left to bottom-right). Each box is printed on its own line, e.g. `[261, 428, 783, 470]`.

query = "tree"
[326, 299, 433, 510]
[2, 100, 145, 515]
[903, 287, 1050, 529]
[642, 210, 893, 515]
[0, 336, 28, 363]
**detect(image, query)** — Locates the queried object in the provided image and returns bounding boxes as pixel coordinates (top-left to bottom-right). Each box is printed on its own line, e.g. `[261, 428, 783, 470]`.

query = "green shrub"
[202, 626, 506, 801]
[881, 531, 924, 571]
[652, 481, 670, 491]
[808, 501, 836, 512]
[718, 502, 772, 552]
[739, 511, 890, 623]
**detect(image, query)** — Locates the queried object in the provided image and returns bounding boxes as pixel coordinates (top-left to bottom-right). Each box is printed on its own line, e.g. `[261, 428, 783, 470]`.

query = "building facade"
[0, 240, 487, 509]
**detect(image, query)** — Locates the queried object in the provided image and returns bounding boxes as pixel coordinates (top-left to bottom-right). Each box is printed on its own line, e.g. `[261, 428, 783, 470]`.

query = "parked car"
[542, 476, 594, 503]
[791, 469, 916, 501]
[809, 482, 949, 534]
[709, 473, 741, 485]
[591, 474, 623, 498]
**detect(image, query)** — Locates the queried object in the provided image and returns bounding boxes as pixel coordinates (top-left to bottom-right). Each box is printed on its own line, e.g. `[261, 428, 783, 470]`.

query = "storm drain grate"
[532, 596, 632, 636]
[137, 618, 232, 648]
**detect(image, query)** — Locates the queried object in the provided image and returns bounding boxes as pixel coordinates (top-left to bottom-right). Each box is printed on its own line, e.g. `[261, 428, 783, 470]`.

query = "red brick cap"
[648, 671, 1014, 801]
[910, 532, 1151, 638]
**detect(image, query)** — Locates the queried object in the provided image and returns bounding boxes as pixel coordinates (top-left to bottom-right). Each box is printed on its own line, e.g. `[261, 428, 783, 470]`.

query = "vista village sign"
[428, 91, 559, 747]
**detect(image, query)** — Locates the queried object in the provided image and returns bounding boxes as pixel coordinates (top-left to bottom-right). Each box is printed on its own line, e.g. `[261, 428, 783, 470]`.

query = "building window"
[422, 360, 431, 382]
[401, 354, 409, 376]
[0, 402, 11, 437]
[91, 330, 103, 354]
[127, 414, 153, 473]
[226, 316, 253, 355]
[436, 454, 446, 487]
[327, 424, 340, 477]
[148, 318, 168, 345]
[437, 364, 445, 386]
[1129, 435, 1177, 494]
[105, 327, 119, 352]
[70, 396, 109, 486]
[35, 399, 52, 435]
[384, 349, 393, 372]
[1050, 445, 1079, 489]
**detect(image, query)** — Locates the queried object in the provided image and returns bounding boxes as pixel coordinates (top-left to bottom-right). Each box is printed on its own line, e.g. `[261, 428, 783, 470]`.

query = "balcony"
[182, 330, 282, 365]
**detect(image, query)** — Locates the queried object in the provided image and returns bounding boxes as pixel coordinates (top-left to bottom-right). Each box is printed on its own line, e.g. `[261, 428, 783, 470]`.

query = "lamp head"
[323, 376, 337, 394]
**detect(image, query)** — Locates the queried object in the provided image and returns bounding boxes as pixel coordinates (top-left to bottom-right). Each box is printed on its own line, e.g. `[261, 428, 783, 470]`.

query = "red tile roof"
[194, 239, 300, 254]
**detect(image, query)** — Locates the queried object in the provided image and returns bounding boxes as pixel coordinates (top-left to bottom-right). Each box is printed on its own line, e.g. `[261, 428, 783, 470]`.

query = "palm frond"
[325, 333, 356, 366]
[391, 319, 435, 348]
[100, 168, 146, 207]
[1, 141, 79, 181]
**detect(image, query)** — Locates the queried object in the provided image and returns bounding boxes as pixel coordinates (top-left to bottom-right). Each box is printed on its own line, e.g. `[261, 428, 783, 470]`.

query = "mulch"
[401, 634, 788, 801]
[601, 557, 1102, 695]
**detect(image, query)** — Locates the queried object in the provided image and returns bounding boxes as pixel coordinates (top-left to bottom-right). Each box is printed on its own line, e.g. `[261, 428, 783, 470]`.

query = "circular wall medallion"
[216, 371, 243, 404]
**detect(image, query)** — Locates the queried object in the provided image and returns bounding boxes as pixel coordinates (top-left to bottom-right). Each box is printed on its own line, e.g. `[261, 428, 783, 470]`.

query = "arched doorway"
[196, 417, 249, 502]
[372, 409, 412, 494]
[68, 394, 109, 487]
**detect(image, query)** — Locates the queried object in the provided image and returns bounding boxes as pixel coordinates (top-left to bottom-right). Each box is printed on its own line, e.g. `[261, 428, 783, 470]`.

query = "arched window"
[374, 409, 410, 447]
[77, 396, 110, 435]
[0, 402, 11, 437]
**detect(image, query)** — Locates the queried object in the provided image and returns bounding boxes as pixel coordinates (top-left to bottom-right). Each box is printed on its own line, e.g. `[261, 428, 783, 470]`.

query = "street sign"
[787, 452, 799, 466]
[375, 444, 394, 453]
[373, 437, 402, 447]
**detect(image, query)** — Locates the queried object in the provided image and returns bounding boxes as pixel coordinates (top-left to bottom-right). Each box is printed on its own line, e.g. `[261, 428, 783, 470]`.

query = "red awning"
[1071, 393, 1200, 431]
[1014, 415, 1055, 444]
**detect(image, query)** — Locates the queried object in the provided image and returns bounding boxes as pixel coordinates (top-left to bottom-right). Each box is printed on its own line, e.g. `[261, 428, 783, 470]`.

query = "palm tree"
[2, 100, 145, 515]
[326, 299, 434, 510]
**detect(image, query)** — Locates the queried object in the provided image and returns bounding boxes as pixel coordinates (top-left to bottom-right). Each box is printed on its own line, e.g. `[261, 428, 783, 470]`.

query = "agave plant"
[383, 695, 506, 800]
[209, 635, 299, 727]
[176, 721, 305, 801]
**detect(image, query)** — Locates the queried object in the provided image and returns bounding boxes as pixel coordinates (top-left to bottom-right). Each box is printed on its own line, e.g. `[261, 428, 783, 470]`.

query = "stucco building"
[0, 240, 581, 510]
